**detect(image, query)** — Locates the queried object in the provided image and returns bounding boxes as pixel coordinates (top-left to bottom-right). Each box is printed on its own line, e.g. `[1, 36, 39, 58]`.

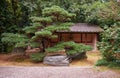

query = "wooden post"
[93, 34, 98, 51]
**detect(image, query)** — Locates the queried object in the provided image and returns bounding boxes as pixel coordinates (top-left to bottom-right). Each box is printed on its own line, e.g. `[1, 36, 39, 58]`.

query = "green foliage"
[1, 5, 75, 53]
[95, 59, 109, 66]
[96, 59, 120, 68]
[98, 1, 120, 21]
[64, 42, 92, 55]
[0, 0, 30, 32]
[83, 1, 107, 24]
[42, 6, 76, 22]
[29, 42, 40, 48]
[23, 23, 42, 34]
[44, 22, 73, 31]
[43, 26, 58, 32]
[94, 1, 120, 65]
[98, 25, 120, 61]
[46, 41, 92, 55]
[35, 30, 52, 37]
[30, 16, 52, 23]
[1, 32, 41, 49]
[29, 6, 75, 52]
[108, 61, 120, 68]
[47, 0, 100, 23]
[46, 47, 63, 53]
[1, 33, 30, 49]
[84, 1, 120, 26]
[0, 0, 30, 52]
[98, 23, 120, 68]
[3, 0, 119, 54]
[30, 53, 45, 63]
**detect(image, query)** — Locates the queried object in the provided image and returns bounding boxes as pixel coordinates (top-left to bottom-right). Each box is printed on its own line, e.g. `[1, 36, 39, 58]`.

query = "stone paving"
[0, 66, 120, 78]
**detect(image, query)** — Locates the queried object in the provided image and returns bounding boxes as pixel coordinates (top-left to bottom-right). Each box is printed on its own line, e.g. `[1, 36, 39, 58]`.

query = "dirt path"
[0, 52, 120, 78]
[0, 67, 120, 78]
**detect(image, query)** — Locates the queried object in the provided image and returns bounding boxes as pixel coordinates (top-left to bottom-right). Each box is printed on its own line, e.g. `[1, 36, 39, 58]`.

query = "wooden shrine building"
[50, 23, 104, 51]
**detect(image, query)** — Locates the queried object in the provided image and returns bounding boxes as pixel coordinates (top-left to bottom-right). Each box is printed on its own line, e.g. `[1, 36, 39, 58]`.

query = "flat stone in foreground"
[43, 55, 69, 66]
[0, 67, 120, 78]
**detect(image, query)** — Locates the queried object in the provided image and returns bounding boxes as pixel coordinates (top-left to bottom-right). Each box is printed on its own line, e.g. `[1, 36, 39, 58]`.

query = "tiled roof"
[58, 23, 104, 33]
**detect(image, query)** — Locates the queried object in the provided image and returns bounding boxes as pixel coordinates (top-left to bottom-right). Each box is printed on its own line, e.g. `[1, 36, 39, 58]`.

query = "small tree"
[2, 6, 75, 52]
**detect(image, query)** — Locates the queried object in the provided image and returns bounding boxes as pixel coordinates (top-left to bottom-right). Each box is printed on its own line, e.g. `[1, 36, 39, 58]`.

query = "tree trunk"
[41, 38, 45, 52]
[11, 0, 17, 25]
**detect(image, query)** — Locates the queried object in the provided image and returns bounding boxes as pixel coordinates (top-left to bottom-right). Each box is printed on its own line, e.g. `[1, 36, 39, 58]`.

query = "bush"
[98, 26, 120, 62]
[46, 41, 92, 55]
[96, 59, 120, 68]
[108, 61, 120, 68]
[46, 41, 92, 60]
[30, 53, 45, 63]
[95, 59, 109, 66]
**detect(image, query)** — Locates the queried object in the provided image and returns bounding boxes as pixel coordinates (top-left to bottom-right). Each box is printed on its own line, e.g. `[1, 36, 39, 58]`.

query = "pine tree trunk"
[11, 0, 17, 25]
[41, 38, 45, 52]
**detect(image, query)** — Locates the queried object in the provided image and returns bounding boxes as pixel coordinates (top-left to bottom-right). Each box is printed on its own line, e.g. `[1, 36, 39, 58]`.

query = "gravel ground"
[0, 66, 120, 78]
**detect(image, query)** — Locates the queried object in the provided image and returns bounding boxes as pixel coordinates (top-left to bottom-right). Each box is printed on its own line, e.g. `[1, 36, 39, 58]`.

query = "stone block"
[43, 55, 69, 66]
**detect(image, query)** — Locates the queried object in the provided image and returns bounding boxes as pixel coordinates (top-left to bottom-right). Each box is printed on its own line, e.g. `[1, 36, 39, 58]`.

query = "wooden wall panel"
[86, 34, 93, 43]
[72, 33, 81, 42]
[61, 33, 71, 41]
[81, 34, 86, 43]
[50, 33, 96, 49]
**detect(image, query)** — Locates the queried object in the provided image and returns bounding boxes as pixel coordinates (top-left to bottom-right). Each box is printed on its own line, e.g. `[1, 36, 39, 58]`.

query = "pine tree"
[19, 6, 75, 52]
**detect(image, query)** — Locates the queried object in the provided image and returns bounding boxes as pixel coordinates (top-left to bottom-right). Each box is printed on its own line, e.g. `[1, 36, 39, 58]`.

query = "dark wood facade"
[50, 32, 98, 50]
[49, 23, 104, 51]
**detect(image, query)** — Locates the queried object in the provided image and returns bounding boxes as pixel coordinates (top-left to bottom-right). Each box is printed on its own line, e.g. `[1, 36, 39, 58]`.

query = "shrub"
[98, 25, 120, 60]
[96, 59, 120, 68]
[95, 59, 109, 66]
[108, 61, 120, 68]
[30, 53, 45, 63]
[46, 41, 92, 60]
[46, 41, 92, 55]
